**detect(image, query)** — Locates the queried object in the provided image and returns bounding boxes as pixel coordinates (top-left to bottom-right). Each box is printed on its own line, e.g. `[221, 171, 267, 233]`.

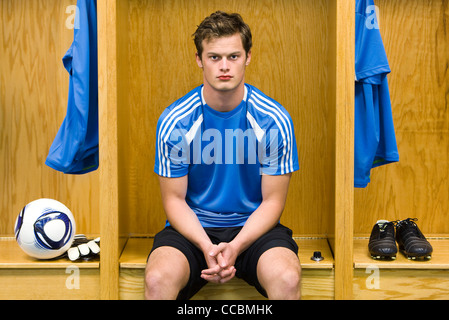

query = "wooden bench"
[0, 237, 100, 299]
[4, 236, 449, 299]
[119, 237, 335, 300]
[353, 238, 449, 299]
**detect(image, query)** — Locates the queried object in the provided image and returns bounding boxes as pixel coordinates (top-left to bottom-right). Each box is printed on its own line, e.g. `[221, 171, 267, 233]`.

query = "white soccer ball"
[14, 198, 76, 259]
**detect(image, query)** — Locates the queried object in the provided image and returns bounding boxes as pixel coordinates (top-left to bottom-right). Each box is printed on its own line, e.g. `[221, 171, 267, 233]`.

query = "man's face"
[196, 33, 251, 93]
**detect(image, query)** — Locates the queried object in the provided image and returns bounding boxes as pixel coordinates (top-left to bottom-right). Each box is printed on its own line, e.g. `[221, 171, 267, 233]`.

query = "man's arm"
[158, 175, 233, 281]
[231, 172, 292, 253]
[202, 173, 292, 281]
[158, 175, 211, 252]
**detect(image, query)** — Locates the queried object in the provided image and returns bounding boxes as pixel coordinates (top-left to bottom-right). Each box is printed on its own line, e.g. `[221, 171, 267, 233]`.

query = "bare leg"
[257, 247, 301, 300]
[144, 246, 190, 300]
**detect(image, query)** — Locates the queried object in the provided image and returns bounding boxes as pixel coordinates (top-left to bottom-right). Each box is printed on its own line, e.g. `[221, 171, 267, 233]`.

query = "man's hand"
[201, 243, 238, 284]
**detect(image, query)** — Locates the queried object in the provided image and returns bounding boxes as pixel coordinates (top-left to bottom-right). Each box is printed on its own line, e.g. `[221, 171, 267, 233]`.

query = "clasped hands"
[201, 242, 238, 284]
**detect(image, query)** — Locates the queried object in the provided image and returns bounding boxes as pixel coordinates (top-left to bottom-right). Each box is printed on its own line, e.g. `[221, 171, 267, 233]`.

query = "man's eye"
[210, 56, 219, 61]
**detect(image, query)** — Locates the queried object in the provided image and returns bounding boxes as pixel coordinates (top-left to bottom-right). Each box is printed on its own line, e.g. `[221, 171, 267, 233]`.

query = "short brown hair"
[193, 11, 252, 59]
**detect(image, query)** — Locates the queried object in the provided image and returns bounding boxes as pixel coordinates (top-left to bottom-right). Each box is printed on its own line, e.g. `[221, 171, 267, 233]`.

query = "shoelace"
[378, 221, 397, 239]
[397, 218, 421, 237]
[376, 218, 422, 239]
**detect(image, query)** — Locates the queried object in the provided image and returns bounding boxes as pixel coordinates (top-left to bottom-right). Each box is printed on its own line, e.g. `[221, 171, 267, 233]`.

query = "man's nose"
[220, 58, 229, 71]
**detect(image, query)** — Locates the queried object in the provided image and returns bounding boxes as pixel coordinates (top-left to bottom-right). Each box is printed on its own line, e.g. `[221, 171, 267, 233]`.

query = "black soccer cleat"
[368, 220, 398, 260]
[396, 218, 432, 260]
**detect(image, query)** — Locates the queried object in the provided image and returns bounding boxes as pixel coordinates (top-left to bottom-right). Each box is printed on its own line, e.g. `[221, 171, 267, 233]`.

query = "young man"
[145, 11, 301, 300]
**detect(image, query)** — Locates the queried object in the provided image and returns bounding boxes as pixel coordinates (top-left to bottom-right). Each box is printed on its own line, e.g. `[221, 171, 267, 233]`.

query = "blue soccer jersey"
[154, 84, 299, 227]
[354, 0, 399, 188]
[46, 0, 98, 174]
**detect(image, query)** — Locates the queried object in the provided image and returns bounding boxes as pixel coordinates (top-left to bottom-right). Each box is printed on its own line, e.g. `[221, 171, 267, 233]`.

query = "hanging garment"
[354, 0, 399, 188]
[46, 0, 98, 174]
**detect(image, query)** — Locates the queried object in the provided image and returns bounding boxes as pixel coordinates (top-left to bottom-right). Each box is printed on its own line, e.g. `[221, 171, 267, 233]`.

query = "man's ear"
[245, 50, 252, 66]
[195, 52, 203, 68]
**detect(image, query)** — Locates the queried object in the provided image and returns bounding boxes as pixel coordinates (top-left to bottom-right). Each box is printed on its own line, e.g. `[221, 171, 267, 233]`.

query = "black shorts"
[149, 223, 299, 300]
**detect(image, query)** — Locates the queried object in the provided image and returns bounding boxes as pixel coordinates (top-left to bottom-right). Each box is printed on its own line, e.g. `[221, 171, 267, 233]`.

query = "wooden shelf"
[0, 237, 99, 269]
[0, 237, 100, 300]
[354, 238, 449, 269]
[353, 238, 449, 300]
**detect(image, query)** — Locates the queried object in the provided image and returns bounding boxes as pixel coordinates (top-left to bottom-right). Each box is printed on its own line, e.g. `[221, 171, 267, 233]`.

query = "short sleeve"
[259, 116, 299, 176]
[154, 115, 190, 178]
[355, 0, 390, 81]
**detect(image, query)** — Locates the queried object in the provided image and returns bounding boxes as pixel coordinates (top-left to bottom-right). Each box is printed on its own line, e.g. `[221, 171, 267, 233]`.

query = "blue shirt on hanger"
[354, 0, 399, 188]
[46, 0, 98, 174]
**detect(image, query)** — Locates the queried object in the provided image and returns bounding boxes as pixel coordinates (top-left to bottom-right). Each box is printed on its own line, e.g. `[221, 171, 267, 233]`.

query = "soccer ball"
[14, 198, 76, 259]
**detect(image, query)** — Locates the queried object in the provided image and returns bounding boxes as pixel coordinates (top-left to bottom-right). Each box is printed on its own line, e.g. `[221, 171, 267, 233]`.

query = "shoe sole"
[398, 244, 432, 260]
[370, 254, 396, 260]
[401, 251, 432, 260]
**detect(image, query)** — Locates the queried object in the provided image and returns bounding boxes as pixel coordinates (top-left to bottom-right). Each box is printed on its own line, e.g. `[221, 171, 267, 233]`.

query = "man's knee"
[266, 264, 301, 299]
[145, 267, 166, 292]
[278, 265, 301, 297]
[257, 247, 301, 299]
[144, 247, 190, 299]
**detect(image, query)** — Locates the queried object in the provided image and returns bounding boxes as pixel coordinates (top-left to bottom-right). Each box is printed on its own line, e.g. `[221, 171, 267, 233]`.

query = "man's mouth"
[218, 75, 232, 80]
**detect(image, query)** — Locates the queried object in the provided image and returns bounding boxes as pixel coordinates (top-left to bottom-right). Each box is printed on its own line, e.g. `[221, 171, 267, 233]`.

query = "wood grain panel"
[353, 268, 449, 300]
[354, 0, 449, 235]
[97, 0, 123, 300]
[0, 0, 99, 236]
[0, 268, 100, 300]
[329, 0, 355, 300]
[122, 0, 333, 236]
